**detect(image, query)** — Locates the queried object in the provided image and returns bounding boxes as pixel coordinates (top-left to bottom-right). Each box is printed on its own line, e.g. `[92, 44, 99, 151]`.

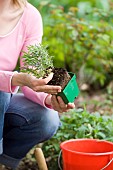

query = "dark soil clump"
[47, 68, 71, 89]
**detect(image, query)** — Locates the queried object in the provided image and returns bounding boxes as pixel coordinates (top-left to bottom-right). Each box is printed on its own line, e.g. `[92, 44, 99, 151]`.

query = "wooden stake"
[35, 148, 48, 170]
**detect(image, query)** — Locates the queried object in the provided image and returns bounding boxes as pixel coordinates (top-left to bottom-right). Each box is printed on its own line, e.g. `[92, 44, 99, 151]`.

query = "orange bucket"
[60, 139, 113, 170]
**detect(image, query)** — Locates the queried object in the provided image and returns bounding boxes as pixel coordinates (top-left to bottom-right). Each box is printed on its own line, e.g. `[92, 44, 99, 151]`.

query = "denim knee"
[5, 108, 60, 143]
[3, 109, 60, 159]
[38, 109, 60, 142]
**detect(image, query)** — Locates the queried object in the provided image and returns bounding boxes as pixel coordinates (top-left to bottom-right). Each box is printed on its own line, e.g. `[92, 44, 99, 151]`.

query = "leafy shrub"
[41, 4, 113, 87]
[28, 0, 111, 12]
[42, 108, 113, 170]
[27, 1, 113, 88]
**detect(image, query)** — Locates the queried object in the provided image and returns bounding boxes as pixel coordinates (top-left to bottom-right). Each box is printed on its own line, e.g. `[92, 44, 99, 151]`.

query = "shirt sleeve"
[20, 5, 49, 107]
[0, 70, 19, 93]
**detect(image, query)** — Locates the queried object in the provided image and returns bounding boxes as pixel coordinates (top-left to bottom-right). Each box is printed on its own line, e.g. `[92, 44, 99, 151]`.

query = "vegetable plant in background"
[21, 44, 80, 104]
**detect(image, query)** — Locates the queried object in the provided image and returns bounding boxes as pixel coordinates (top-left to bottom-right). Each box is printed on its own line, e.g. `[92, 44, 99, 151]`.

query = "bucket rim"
[60, 139, 113, 156]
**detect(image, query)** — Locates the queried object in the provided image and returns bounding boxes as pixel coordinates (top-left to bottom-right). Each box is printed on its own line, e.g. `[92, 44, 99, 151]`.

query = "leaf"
[96, 0, 109, 11]
[96, 132, 106, 139]
[40, 1, 50, 6]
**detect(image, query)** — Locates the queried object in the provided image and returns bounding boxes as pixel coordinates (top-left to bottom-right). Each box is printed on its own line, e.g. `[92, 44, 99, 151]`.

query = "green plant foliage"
[42, 108, 113, 169]
[27, 0, 113, 87]
[41, 4, 113, 87]
[28, 0, 110, 12]
[21, 44, 53, 78]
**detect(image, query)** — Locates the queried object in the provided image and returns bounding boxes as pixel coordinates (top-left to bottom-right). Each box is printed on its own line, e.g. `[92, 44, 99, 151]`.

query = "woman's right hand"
[11, 72, 61, 94]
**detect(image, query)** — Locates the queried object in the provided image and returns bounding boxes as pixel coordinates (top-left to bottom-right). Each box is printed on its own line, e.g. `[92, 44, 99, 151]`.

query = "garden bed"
[1, 87, 113, 170]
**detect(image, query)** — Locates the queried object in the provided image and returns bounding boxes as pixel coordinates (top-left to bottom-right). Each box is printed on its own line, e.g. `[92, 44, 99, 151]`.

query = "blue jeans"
[0, 91, 60, 169]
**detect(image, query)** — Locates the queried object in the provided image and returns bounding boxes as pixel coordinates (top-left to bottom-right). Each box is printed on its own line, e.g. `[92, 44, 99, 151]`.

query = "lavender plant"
[21, 44, 54, 78]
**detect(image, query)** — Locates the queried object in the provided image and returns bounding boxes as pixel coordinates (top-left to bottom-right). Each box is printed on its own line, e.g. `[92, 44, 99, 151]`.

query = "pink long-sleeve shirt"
[0, 2, 48, 107]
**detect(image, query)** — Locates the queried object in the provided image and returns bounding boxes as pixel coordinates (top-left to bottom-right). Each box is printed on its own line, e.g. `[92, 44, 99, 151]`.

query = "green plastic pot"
[57, 72, 80, 104]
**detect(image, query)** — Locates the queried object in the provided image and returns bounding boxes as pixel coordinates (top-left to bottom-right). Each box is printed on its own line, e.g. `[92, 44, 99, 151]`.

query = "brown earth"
[47, 67, 71, 89]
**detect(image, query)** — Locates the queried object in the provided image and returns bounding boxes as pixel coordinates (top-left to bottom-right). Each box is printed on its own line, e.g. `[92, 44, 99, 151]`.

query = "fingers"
[51, 96, 75, 113]
[57, 96, 68, 112]
[67, 103, 75, 109]
[34, 85, 61, 94]
[25, 73, 61, 94]
[51, 95, 63, 113]
[44, 72, 54, 83]
[37, 73, 54, 85]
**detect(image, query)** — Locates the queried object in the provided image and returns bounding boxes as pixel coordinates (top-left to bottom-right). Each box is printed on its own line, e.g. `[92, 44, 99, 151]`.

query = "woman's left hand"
[45, 95, 75, 113]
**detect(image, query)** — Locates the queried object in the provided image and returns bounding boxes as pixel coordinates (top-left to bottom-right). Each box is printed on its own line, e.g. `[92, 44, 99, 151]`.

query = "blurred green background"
[28, 0, 113, 89]
[25, 1, 113, 170]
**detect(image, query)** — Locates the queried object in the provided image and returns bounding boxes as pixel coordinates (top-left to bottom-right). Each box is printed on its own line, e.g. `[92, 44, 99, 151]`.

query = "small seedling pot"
[57, 72, 80, 104]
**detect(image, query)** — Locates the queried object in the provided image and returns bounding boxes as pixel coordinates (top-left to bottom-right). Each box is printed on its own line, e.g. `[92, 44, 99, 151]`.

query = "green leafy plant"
[19, 1, 113, 88]
[42, 108, 113, 170]
[40, 3, 113, 88]
[21, 44, 79, 104]
[21, 44, 53, 78]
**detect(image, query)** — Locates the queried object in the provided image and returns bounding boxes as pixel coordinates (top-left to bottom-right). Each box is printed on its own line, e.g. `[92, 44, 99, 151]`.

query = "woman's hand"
[45, 94, 75, 113]
[11, 72, 61, 94]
